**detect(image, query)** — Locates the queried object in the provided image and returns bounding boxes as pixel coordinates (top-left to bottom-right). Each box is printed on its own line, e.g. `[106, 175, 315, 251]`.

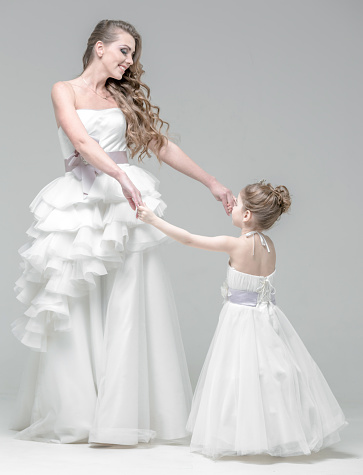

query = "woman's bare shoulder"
[51, 81, 74, 100]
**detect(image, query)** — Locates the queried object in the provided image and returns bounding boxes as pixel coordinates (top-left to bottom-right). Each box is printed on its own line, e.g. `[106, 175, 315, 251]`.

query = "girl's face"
[231, 193, 244, 227]
[97, 30, 136, 79]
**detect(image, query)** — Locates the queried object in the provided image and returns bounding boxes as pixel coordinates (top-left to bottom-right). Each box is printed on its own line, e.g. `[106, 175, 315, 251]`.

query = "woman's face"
[99, 30, 136, 79]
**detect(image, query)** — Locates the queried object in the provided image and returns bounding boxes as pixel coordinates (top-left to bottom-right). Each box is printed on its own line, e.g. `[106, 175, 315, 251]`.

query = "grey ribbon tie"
[64, 136, 128, 195]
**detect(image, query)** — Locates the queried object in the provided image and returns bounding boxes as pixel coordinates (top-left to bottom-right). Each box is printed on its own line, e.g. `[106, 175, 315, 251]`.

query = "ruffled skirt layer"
[11, 164, 192, 444]
[186, 301, 347, 458]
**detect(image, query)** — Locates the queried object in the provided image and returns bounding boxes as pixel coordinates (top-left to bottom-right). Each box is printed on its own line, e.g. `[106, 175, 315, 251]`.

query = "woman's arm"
[137, 204, 237, 253]
[51, 82, 142, 209]
[149, 139, 235, 215]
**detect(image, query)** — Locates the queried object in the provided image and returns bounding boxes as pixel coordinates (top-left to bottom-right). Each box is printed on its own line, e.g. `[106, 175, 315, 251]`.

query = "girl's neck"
[240, 228, 263, 236]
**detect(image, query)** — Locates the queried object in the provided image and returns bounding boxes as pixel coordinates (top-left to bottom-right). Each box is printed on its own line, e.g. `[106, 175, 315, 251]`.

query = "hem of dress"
[89, 427, 192, 446]
[13, 427, 90, 444]
[152, 429, 191, 443]
[89, 428, 156, 445]
[189, 418, 349, 459]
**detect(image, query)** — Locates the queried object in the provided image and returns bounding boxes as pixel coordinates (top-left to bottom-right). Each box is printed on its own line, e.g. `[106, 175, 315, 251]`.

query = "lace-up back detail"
[227, 265, 276, 292]
[224, 266, 276, 306]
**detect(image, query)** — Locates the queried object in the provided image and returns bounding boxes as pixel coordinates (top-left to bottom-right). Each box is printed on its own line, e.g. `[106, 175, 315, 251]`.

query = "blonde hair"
[240, 180, 291, 230]
[82, 19, 169, 162]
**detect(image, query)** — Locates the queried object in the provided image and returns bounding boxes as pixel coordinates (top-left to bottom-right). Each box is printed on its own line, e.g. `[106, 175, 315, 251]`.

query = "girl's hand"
[117, 172, 142, 210]
[137, 203, 156, 224]
[208, 178, 235, 215]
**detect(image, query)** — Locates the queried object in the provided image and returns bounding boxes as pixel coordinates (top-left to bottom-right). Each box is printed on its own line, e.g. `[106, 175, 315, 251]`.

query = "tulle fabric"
[186, 266, 347, 459]
[12, 164, 169, 352]
[11, 164, 193, 443]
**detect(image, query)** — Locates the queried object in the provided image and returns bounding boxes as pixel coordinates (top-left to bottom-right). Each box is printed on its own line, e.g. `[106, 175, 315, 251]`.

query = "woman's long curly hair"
[82, 20, 169, 162]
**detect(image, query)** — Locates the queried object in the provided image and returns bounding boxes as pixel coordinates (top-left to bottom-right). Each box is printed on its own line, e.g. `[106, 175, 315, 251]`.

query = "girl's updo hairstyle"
[240, 180, 291, 230]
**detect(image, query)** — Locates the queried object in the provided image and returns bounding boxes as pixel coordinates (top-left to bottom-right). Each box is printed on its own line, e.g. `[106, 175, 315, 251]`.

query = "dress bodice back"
[224, 230, 276, 305]
[57, 108, 127, 159]
[226, 265, 276, 291]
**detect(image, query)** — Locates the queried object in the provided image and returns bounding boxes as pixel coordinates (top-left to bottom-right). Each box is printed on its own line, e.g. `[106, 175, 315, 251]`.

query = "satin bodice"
[223, 265, 277, 306]
[226, 265, 276, 293]
[57, 108, 127, 159]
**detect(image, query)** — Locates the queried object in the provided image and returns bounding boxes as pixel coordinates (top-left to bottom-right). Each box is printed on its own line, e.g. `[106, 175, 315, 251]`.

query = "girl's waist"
[222, 283, 276, 307]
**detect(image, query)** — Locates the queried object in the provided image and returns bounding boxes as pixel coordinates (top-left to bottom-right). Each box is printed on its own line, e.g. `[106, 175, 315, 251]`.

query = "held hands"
[208, 178, 235, 215]
[137, 203, 157, 224]
[118, 169, 235, 217]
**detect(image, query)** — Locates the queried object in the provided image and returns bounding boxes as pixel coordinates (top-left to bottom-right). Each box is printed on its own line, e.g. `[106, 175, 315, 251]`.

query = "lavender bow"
[64, 136, 101, 195]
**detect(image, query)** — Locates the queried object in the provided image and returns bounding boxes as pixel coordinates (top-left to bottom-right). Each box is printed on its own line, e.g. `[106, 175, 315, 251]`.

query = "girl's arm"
[137, 204, 237, 253]
[148, 139, 235, 216]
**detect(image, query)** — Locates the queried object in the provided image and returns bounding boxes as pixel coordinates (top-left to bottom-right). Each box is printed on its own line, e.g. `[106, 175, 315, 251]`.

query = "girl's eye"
[121, 49, 128, 55]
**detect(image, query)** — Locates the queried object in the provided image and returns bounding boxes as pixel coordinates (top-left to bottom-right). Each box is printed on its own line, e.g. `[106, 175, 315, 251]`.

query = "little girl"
[137, 180, 347, 459]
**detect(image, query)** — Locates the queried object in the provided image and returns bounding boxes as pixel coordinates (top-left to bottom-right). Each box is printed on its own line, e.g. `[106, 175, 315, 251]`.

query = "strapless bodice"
[226, 264, 276, 292]
[222, 264, 277, 306]
[57, 108, 127, 160]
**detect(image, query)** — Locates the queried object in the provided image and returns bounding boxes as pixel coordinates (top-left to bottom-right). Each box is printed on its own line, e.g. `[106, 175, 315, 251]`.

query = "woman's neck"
[80, 64, 109, 91]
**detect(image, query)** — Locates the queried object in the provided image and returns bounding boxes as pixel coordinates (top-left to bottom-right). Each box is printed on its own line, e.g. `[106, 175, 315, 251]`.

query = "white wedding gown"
[11, 108, 192, 444]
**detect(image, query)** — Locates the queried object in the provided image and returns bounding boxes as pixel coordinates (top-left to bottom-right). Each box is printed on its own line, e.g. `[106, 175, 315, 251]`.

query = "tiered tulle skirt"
[186, 300, 347, 458]
[11, 164, 192, 444]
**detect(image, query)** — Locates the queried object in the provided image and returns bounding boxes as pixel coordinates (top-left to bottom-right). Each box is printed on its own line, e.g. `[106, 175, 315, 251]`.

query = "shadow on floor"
[215, 447, 358, 465]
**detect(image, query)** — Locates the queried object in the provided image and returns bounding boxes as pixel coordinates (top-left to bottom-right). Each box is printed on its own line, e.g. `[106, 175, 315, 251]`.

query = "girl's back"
[229, 231, 276, 277]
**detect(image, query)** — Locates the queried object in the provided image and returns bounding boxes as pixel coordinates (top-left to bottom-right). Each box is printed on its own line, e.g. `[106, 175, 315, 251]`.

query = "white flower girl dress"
[186, 231, 347, 458]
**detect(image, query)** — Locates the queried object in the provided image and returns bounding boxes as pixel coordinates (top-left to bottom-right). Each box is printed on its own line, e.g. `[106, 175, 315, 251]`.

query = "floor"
[1, 397, 362, 475]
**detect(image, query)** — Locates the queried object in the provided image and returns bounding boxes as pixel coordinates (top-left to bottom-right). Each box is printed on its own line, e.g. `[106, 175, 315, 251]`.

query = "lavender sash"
[64, 137, 128, 195]
[228, 288, 276, 306]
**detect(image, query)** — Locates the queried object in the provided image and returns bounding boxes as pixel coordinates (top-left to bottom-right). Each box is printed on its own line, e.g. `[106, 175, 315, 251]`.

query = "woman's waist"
[64, 149, 128, 168]
[64, 149, 129, 195]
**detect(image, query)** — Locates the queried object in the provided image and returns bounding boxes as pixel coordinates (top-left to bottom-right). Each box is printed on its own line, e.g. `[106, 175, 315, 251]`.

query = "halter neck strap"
[244, 231, 270, 255]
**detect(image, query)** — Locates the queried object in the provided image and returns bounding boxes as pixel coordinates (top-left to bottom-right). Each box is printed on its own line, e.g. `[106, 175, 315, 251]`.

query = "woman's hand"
[208, 178, 235, 215]
[137, 203, 156, 224]
[117, 172, 142, 211]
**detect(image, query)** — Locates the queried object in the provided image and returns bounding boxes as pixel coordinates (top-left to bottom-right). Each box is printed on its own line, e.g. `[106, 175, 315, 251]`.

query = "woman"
[11, 19, 234, 445]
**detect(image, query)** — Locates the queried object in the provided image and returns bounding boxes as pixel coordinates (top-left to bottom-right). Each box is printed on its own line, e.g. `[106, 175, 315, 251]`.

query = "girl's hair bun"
[240, 180, 291, 230]
[273, 185, 291, 213]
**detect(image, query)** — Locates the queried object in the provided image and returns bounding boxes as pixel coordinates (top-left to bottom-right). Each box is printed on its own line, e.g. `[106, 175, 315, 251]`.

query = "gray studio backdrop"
[1, 0, 362, 404]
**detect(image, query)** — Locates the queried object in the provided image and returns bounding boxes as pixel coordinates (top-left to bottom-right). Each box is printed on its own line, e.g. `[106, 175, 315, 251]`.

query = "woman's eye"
[121, 49, 128, 55]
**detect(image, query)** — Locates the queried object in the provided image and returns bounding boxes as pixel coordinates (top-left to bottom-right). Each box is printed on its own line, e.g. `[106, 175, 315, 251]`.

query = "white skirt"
[186, 301, 347, 458]
[11, 164, 192, 444]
